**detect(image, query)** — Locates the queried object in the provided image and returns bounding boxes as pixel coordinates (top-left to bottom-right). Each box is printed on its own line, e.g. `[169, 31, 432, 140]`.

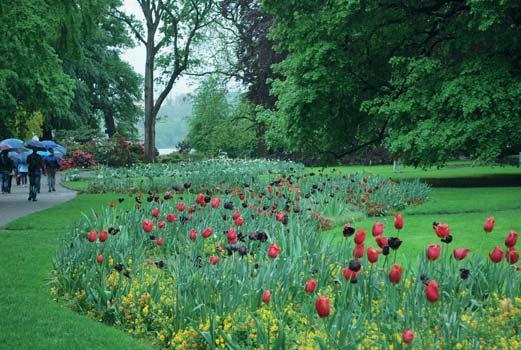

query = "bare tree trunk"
[144, 43, 156, 162]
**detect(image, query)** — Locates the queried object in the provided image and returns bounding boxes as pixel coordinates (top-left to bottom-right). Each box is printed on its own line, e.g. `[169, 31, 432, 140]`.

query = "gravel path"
[0, 175, 76, 227]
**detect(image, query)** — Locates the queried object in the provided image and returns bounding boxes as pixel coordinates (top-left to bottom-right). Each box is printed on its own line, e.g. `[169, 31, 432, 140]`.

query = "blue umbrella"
[1, 138, 25, 152]
[25, 139, 46, 150]
[41, 140, 67, 156]
[8, 149, 31, 162]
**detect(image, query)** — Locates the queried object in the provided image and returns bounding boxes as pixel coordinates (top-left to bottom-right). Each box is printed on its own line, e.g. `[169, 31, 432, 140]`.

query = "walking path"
[0, 175, 76, 227]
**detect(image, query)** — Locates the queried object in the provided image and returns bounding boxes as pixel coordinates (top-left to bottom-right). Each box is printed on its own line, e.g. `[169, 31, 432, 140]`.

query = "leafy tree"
[0, 0, 75, 138]
[187, 77, 255, 157]
[51, 0, 143, 139]
[264, 0, 521, 166]
[112, 0, 217, 162]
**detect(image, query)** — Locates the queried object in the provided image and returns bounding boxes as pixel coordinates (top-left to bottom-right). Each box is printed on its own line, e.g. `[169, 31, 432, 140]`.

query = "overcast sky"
[120, 0, 195, 95]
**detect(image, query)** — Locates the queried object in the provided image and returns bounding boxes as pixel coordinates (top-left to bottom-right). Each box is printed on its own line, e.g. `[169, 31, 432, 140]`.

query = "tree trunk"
[144, 44, 156, 162]
[104, 109, 117, 137]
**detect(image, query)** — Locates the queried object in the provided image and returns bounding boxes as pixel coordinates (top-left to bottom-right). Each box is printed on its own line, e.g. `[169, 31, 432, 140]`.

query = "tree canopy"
[263, 0, 521, 166]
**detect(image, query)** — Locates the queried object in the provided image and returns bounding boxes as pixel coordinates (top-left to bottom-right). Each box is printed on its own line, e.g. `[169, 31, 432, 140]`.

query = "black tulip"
[382, 246, 390, 256]
[349, 259, 361, 272]
[238, 246, 248, 256]
[460, 268, 470, 280]
[441, 235, 453, 244]
[155, 260, 165, 269]
[388, 237, 402, 250]
[343, 226, 355, 237]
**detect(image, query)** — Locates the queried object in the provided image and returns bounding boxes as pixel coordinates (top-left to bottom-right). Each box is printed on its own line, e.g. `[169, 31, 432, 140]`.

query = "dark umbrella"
[41, 140, 67, 156]
[25, 139, 46, 150]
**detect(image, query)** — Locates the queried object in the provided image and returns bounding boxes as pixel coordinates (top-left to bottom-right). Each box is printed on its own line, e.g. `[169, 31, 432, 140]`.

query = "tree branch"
[111, 9, 146, 45]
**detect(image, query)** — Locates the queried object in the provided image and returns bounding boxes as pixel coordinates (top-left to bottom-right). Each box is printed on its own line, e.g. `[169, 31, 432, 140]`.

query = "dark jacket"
[0, 154, 14, 172]
[27, 153, 45, 174]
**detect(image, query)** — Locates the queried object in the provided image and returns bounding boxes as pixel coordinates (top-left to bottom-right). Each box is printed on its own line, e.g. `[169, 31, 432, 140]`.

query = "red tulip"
[176, 203, 185, 212]
[375, 235, 389, 248]
[87, 230, 98, 242]
[196, 193, 205, 205]
[435, 223, 450, 239]
[426, 244, 441, 261]
[354, 228, 366, 245]
[489, 246, 504, 263]
[96, 255, 103, 264]
[267, 185, 273, 194]
[98, 229, 108, 242]
[166, 213, 177, 222]
[239, 193, 245, 200]
[209, 255, 219, 265]
[402, 329, 414, 344]
[353, 243, 364, 258]
[315, 296, 330, 318]
[367, 247, 381, 263]
[226, 227, 237, 243]
[268, 243, 281, 259]
[342, 267, 361, 282]
[156, 236, 164, 246]
[453, 248, 470, 261]
[231, 211, 241, 220]
[506, 248, 519, 264]
[202, 227, 213, 239]
[143, 219, 154, 233]
[234, 216, 245, 226]
[484, 216, 495, 233]
[388, 264, 403, 284]
[211, 198, 221, 208]
[158, 220, 165, 229]
[109, 202, 116, 208]
[275, 211, 286, 222]
[425, 280, 439, 302]
[372, 221, 384, 237]
[262, 290, 271, 303]
[505, 230, 518, 248]
[304, 279, 317, 294]
[394, 214, 404, 230]
[189, 228, 197, 241]
[151, 208, 160, 218]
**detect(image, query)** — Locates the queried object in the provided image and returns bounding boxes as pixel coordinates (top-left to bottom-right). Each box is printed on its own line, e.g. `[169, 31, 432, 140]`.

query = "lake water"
[158, 148, 177, 155]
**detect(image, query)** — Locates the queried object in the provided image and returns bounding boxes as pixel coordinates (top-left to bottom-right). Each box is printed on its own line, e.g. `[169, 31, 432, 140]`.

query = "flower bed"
[52, 166, 519, 349]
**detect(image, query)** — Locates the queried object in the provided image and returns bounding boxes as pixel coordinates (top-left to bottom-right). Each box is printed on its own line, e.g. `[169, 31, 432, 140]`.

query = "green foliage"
[0, 0, 75, 137]
[263, 0, 521, 165]
[187, 77, 256, 158]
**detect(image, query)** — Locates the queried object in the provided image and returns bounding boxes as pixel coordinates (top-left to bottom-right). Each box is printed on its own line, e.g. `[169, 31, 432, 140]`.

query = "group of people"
[0, 149, 61, 201]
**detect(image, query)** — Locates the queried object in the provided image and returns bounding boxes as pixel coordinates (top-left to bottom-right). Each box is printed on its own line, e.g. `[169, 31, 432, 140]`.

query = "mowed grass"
[323, 187, 521, 265]
[0, 193, 153, 350]
[309, 161, 521, 180]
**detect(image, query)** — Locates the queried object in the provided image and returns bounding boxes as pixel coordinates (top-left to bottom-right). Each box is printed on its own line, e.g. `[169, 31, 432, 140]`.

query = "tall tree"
[218, 0, 283, 156]
[0, 0, 75, 138]
[264, 0, 521, 165]
[112, 0, 216, 162]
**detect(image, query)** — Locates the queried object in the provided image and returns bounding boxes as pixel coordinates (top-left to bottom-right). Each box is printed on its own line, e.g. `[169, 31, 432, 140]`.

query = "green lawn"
[309, 161, 521, 181]
[323, 187, 521, 265]
[0, 193, 153, 350]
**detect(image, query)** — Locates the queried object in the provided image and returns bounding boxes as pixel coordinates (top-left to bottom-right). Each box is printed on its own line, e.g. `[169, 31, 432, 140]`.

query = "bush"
[60, 150, 97, 170]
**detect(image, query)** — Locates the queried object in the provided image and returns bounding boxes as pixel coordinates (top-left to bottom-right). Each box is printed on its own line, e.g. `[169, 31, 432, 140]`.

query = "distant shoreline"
[158, 148, 178, 155]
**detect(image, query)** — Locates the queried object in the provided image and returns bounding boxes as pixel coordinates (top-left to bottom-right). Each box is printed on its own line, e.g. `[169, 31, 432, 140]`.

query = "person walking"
[17, 157, 28, 187]
[0, 150, 14, 193]
[27, 150, 45, 201]
[44, 150, 60, 192]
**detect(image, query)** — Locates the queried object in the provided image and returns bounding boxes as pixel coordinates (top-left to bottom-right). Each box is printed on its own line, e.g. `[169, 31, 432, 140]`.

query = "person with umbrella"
[26, 139, 46, 201]
[0, 149, 14, 193]
[44, 149, 61, 192]
[14, 151, 29, 187]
